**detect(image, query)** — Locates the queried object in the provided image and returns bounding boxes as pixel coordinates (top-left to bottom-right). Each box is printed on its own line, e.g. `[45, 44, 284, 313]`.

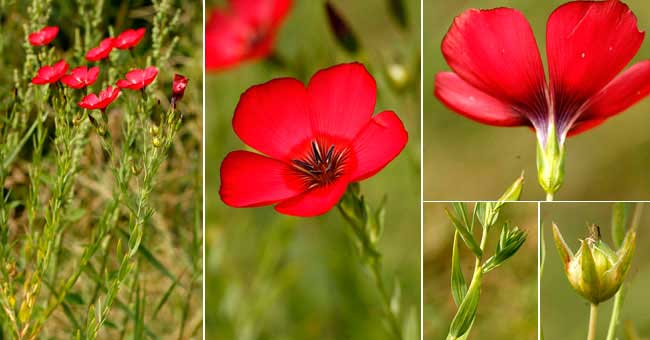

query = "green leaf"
[483, 225, 526, 273]
[451, 231, 467, 306]
[611, 202, 630, 248]
[448, 269, 482, 338]
[387, 0, 408, 29]
[446, 209, 482, 258]
[496, 172, 524, 205]
[325, 2, 360, 54]
[475, 202, 497, 229]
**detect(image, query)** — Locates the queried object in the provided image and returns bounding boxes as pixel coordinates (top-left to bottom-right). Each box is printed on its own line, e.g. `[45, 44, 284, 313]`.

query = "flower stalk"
[588, 304, 598, 340]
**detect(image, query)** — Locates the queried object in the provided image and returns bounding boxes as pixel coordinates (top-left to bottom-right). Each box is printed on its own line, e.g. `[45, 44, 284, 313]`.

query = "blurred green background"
[424, 0, 650, 201]
[205, 0, 421, 339]
[423, 202, 538, 339]
[541, 202, 650, 339]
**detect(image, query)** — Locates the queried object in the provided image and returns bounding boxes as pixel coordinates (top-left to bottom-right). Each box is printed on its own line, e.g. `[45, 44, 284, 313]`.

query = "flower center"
[291, 140, 348, 189]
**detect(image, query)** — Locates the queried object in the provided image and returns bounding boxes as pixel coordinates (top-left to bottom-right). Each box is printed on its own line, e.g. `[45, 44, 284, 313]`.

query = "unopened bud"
[152, 136, 162, 148]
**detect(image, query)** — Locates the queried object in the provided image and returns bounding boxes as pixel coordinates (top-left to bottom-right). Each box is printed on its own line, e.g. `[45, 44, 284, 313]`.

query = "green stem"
[606, 288, 625, 340]
[588, 304, 598, 340]
[370, 260, 403, 340]
[546, 192, 554, 202]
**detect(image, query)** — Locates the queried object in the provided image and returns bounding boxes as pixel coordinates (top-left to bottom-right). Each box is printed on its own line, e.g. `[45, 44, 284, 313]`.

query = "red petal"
[546, 0, 644, 102]
[441, 8, 546, 109]
[348, 111, 408, 181]
[219, 151, 305, 207]
[274, 177, 348, 217]
[435, 72, 528, 127]
[231, 0, 292, 25]
[307, 63, 376, 141]
[233, 78, 312, 160]
[569, 61, 650, 136]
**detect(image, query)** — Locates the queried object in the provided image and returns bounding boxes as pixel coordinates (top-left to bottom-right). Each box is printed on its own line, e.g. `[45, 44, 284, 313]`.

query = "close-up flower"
[28, 26, 59, 46]
[61, 66, 100, 89]
[31, 60, 69, 85]
[171, 73, 188, 108]
[78, 85, 120, 111]
[117, 66, 159, 90]
[86, 37, 114, 62]
[434, 0, 650, 199]
[113, 27, 146, 50]
[205, 0, 292, 71]
[219, 62, 408, 217]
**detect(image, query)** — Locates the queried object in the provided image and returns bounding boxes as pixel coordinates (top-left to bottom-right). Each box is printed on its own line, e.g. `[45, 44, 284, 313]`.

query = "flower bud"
[552, 223, 636, 305]
[171, 74, 188, 110]
[152, 136, 162, 148]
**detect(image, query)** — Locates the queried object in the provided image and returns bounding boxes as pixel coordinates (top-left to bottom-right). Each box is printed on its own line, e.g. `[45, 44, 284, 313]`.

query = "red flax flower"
[61, 66, 100, 89]
[434, 0, 650, 198]
[117, 67, 158, 90]
[171, 74, 188, 109]
[28, 26, 59, 46]
[220, 63, 408, 217]
[78, 85, 120, 111]
[86, 37, 114, 62]
[32, 60, 69, 85]
[205, 0, 292, 71]
[113, 28, 145, 50]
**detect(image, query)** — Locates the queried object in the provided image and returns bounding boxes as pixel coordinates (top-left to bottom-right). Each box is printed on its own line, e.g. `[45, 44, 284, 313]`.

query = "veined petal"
[219, 151, 305, 208]
[569, 61, 650, 136]
[435, 72, 529, 127]
[233, 78, 313, 160]
[307, 63, 377, 141]
[441, 7, 547, 117]
[348, 111, 408, 181]
[275, 177, 348, 217]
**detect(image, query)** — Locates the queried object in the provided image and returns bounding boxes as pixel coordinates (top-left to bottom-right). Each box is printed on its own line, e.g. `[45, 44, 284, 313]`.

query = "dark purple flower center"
[292, 140, 348, 189]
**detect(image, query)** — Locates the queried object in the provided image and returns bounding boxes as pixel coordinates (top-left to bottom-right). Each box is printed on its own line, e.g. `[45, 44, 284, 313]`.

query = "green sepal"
[446, 209, 482, 258]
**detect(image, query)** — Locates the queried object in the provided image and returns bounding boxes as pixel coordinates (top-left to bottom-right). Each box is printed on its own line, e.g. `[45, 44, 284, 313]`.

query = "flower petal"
[274, 177, 348, 217]
[307, 62, 377, 141]
[546, 0, 644, 103]
[348, 111, 408, 181]
[231, 0, 292, 25]
[441, 8, 547, 113]
[569, 61, 650, 136]
[435, 72, 529, 127]
[233, 78, 312, 160]
[220, 151, 305, 208]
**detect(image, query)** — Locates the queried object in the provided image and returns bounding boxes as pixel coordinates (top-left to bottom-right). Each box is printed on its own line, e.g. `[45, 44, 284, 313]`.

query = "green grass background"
[205, 0, 421, 339]
[424, 0, 650, 201]
[423, 202, 538, 339]
[541, 202, 650, 340]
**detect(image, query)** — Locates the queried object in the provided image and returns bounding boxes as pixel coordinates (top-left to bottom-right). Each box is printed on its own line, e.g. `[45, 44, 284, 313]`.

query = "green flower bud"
[552, 223, 636, 305]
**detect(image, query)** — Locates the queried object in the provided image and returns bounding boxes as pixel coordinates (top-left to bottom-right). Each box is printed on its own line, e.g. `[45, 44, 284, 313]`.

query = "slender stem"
[588, 304, 598, 340]
[370, 260, 403, 340]
[606, 289, 625, 340]
[546, 192, 554, 202]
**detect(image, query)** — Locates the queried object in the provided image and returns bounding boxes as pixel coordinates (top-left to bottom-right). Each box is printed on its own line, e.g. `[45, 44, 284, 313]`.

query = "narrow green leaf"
[611, 202, 630, 248]
[325, 1, 360, 54]
[118, 228, 177, 282]
[451, 231, 467, 306]
[446, 209, 482, 258]
[448, 269, 482, 338]
[153, 275, 181, 318]
[387, 0, 408, 29]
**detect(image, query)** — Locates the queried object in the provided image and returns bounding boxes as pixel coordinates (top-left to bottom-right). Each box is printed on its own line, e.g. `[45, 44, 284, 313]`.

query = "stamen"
[292, 140, 348, 188]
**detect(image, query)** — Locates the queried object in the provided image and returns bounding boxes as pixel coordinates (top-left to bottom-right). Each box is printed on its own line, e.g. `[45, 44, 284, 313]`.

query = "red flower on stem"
[171, 74, 188, 109]
[113, 28, 145, 50]
[61, 66, 100, 89]
[206, 0, 292, 71]
[28, 26, 59, 46]
[434, 0, 650, 196]
[32, 60, 69, 85]
[86, 37, 114, 62]
[78, 85, 120, 111]
[220, 63, 408, 217]
[117, 66, 158, 90]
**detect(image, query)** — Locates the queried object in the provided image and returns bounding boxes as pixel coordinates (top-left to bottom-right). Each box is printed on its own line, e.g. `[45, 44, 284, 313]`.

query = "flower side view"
[32, 60, 69, 85]
[205, 0, 292, 71]
[117, 66, 159, 90]
[552, 223, 636, 305]
[78, 85, 121, 112]
[28, 26, 59, 46]
[86, 37, 114, 62]
[113, 28, 146, 50]
[171, 73, 188, 109]
[434, 0, 650, 199]
[61, 66, 100, 89]
[219, 63, 408, 217]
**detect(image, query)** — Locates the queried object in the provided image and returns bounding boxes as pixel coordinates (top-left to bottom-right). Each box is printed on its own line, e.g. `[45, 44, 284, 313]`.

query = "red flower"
[61, 66, 100, 89]
[435, 0, 650, 146]
[117, 66, 158, 90]
[219, 63, 408, 217]
[86, 38, 114, 62]
[78, 85, 120, 111]
[32, 60, 69, 85]
[113, 28, 145, 50]
[206, 0, 292, 71]
[28, 26, 59, 46]
[171, 74, 188, 108]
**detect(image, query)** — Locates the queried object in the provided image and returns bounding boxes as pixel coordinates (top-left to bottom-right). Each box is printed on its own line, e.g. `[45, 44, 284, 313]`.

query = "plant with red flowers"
[31, 59, 69, 84]
[28, 26, 59, 46]
[117, 66, 159, 90]
[78, 85, 120, 111]
[205, 0, 292, 71]
[61, 65, 100, 89]
[113, 27, 146, 50]
[435, 0, 650, 201]
[85, 37, 114, 62]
